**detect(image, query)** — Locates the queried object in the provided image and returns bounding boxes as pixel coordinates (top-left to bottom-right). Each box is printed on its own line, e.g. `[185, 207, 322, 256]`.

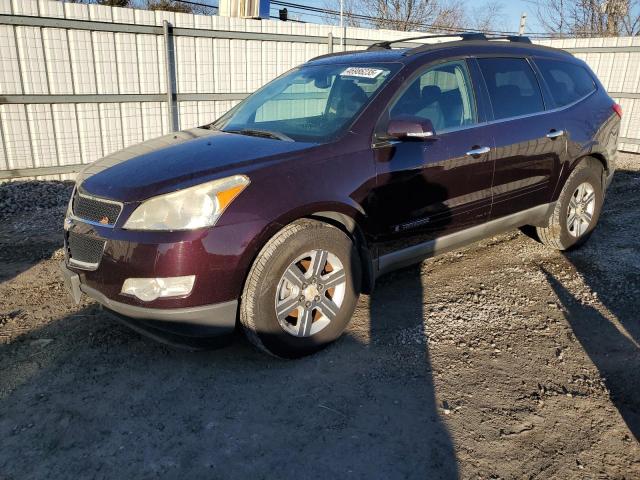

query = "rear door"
[370, 59, 495, 258]
[475, 57, 566, 219]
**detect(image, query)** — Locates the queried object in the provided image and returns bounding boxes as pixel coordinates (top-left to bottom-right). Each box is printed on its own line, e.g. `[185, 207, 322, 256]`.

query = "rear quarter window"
[535, 58, 596, 107]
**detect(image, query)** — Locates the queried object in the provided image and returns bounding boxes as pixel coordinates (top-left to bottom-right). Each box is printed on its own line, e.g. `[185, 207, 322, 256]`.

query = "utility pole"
[519, 12, 527, 36]
[340, 0, 345, 50]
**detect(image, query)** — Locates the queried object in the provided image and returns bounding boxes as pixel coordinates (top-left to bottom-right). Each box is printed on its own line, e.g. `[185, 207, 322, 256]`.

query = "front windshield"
[212, 63, 399, 143]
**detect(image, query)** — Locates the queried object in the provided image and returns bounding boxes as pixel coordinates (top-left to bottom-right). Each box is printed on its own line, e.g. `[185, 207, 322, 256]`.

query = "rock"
[0, 180, 73, 222]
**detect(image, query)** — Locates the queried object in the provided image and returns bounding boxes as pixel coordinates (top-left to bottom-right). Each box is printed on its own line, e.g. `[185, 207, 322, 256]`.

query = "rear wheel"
[536, 158, 604, 250]
[240, 219, 361, 358]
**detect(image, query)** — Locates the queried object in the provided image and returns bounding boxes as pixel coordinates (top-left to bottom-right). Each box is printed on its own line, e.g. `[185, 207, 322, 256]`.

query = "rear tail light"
[612, 103, 623, 118]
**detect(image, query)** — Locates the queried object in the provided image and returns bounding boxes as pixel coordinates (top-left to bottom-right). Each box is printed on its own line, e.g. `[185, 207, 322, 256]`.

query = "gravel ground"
[0, 154, 639, 479]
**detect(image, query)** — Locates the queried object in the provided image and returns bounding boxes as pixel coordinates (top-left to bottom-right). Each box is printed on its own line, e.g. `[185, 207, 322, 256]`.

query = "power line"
[270, 0, 553, 37]
[165, 0, 305, 23]
[171, 0, 219, 10]
[128, 0, 554, 37]
[270, 0, 507, 34]
[268, 6, 306, 22]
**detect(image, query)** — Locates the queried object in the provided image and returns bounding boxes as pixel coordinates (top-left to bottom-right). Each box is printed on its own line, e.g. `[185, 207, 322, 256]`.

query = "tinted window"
[536, 58, 596, 107]
[390, 60, 476, 132]
[478, 58, 544, 120]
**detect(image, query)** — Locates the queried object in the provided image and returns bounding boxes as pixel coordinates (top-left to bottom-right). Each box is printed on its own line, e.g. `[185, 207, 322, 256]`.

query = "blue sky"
[276, 0, 543, 35]
[495, 0, 542, 32]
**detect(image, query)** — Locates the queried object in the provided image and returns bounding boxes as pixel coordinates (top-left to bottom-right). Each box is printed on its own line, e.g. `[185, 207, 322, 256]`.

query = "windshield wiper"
[225, 128, 293, 142]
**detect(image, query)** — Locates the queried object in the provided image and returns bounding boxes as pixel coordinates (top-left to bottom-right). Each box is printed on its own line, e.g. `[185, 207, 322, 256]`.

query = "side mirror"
[386, 116, 436, 140]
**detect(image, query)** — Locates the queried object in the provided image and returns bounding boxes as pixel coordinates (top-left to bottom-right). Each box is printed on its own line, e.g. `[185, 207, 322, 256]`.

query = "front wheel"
[536, 158, 604, 250]
[240, 219, 361, 358]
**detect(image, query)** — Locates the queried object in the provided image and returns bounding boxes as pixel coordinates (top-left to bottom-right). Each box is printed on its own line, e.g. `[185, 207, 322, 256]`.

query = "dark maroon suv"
[61, 34, 620, 358]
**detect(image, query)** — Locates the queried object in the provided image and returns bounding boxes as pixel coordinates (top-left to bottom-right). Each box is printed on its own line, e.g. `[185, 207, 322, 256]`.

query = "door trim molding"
[376, 202, 555, 276]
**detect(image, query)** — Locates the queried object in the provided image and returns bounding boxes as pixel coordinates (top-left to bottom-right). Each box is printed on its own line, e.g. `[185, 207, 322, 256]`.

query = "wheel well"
[307, 212, 375, 294]
[562, 155, 607, 197]
[581, 154, 607, 190]
[586, 153, 608, 175]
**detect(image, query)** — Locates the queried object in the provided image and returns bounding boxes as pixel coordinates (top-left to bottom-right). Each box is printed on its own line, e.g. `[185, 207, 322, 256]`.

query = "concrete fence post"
[327, 32, 333, 53]
[163, 20, 179, 132]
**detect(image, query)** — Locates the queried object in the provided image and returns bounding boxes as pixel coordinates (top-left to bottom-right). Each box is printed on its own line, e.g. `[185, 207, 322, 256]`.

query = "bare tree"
[322, 0, 366, 28]
[471, 0, 508, 33]
[144, 0, 193, 13]
[433, 0, 467, 32]
[324, 0, 465, 31]
[144, 0, 216, 15]
[325, 0, 506, 33]
[62, 0, 217, 15]
[99, 0, 132, 6]
[63, 0, 133, 5]
[528, 0, 640, 36]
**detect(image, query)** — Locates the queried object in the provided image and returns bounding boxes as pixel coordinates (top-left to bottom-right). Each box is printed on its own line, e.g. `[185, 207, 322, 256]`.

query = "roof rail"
[486, 35, 532, 43]
[367, 32, 487, 50]
[403, 33, 536, 56]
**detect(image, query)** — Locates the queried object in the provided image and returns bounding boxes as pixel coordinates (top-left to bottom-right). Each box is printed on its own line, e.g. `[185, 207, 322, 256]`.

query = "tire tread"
[536, 157, 603, 250]
[239, 219, 343, 356]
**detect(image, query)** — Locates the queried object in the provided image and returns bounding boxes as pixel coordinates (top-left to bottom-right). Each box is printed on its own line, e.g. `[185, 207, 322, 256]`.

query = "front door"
[370, 59, 495, 260]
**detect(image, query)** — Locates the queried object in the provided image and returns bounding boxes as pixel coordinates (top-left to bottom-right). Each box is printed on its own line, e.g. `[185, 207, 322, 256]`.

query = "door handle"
[546, 129, 565, 139]
[465, 146, 491, 156]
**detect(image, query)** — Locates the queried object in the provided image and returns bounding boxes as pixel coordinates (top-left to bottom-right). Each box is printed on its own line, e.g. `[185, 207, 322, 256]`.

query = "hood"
[78, 128, 317, 202]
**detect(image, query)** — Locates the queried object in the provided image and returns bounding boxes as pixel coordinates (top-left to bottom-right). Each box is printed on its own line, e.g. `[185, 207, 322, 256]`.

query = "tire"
[240, 219, 361, 358]
[536, 158, 604, 251]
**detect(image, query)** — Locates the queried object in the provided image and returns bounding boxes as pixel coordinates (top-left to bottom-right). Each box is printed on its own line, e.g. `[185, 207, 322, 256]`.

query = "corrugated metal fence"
[0, 0, 638, 180]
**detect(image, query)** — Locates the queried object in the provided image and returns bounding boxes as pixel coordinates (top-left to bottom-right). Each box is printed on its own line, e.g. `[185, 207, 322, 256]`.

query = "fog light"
[121, 276, 195, 302]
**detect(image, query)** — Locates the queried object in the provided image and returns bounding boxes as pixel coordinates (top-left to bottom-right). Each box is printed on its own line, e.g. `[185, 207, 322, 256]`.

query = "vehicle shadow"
[0, 295, 458, 479]
[541, 265, 639, 440]
[363, 154, 459, 477]
[0, 205, 459, 478]
[368, 264, 459, 478]
[343, 134, 460, 477]
[538, 167, 640, 441]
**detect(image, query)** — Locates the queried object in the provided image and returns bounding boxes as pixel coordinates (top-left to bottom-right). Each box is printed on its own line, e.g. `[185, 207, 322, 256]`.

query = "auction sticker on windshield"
[340, 67, 384, 79]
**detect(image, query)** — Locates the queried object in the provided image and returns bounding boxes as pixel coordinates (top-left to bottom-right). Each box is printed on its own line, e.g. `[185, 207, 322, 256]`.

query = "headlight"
[123, 175, 250, 231]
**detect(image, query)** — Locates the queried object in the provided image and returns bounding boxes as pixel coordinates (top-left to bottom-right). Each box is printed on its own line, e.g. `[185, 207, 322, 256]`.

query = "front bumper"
[62, 211, 266, 310]
[60, 262, 238, 337]
[605, 168, 615, 189]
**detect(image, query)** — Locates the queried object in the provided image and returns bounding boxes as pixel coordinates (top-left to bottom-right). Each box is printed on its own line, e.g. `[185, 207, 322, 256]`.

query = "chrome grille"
[67, 232, 106, 269]
[72, 191, 122, 226]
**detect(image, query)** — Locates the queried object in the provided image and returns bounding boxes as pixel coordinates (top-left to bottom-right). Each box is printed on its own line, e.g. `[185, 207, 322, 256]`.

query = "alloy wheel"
[567, 181, 596, 237]
[275, 249, 347, 337]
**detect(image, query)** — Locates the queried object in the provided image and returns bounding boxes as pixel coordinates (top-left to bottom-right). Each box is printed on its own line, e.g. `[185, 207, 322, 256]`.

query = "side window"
[535, 58, 596, 107]
[390, 60, 477, 133]
[477, 57, 545, 120]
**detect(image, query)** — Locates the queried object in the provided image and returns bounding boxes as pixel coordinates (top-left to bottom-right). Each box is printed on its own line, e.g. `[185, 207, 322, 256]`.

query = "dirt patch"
[0, 155, 638, 478]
